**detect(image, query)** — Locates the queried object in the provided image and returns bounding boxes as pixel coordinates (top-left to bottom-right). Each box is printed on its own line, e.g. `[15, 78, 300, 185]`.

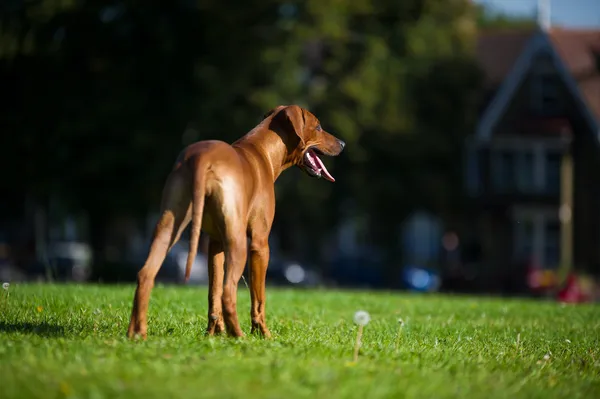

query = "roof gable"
[475, 27, 600, 141]
[549, 29, 600, 123]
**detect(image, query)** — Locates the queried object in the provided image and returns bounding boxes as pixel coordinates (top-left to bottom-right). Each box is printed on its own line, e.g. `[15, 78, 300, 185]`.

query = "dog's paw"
[206, 315, 226, 336]
[127, 331, 147, 341]
[251, 322, 272, 339]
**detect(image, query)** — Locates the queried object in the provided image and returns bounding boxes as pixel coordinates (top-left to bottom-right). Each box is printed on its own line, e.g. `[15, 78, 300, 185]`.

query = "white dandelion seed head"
[353, 310, 371, 326]
[543, 354, 550, 361]
[2, 282, 9, 290]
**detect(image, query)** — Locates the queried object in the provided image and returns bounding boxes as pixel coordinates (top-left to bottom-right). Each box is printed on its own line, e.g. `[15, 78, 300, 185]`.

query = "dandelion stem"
[394, 319, 405, 353]
[394, 328, 402, 352]
[353, 324, 364, 362]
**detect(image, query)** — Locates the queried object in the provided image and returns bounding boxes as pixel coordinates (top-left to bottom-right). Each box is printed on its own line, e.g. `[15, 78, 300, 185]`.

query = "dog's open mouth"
[303, 148, 335, 182]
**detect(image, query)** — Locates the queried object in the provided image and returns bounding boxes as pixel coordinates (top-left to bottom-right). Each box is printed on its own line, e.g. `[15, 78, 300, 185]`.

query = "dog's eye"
[316, 124, 322, 132]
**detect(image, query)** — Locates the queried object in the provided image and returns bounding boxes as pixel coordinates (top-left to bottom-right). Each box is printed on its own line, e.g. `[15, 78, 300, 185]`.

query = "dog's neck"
[233, 127, 293, 181]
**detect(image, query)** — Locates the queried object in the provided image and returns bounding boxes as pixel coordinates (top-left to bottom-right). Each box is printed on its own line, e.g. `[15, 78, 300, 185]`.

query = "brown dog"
[127, 105, 345, 339]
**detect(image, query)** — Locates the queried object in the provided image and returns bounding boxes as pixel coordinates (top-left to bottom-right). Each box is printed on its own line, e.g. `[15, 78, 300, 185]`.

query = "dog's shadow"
[0, 321, 66, 337]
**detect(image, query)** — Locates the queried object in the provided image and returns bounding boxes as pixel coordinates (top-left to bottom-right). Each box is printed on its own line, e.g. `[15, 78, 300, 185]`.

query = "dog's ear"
[263, 105, 287, 120]
[270, 105, 305, 144]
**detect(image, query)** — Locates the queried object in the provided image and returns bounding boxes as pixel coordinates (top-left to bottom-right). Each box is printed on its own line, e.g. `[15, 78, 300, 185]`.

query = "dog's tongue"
[313, 153, 335, 182]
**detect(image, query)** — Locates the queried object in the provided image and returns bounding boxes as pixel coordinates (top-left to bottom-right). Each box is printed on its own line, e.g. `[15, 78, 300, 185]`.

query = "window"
[542, 78, 559, 114]
[491, 143, 564, 195]
[543, 220, 561, 269]
[530, 69, 561, 116]
[491, 149, 536, 194]
[492, 150, 516, 193]
[516, 151, 535, 193]
[544, 152, 561, 195]
[514, 218, 535, 261]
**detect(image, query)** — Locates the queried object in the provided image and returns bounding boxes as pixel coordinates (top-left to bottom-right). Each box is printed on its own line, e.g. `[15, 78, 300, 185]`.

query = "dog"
[127, 105, 345, 339]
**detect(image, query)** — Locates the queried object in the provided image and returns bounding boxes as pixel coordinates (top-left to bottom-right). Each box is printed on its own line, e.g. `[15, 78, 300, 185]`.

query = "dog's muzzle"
[303, 148, 335, 182]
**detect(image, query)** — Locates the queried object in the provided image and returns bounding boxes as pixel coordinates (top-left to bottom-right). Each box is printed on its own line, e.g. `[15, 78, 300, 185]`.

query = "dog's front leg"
[249, 236, 272, 338]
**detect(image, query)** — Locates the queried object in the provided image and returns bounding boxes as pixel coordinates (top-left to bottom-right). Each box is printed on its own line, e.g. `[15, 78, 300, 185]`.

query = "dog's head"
[264, 105, 345, 182]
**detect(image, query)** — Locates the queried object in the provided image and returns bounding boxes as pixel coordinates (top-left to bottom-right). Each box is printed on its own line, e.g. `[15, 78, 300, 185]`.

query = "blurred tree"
[473, 2, 537, 29]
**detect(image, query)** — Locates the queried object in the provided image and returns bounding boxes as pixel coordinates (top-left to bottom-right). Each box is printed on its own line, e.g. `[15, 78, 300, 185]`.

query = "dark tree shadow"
[0, 321, 66, 337]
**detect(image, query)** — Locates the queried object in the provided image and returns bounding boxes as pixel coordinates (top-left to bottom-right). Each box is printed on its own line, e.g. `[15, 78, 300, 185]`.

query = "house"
[464, 22, 600, 290]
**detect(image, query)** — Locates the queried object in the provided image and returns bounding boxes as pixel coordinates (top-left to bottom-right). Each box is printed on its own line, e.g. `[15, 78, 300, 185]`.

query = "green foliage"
[474, 2, 537, 29]
[1, 284, 599, 398]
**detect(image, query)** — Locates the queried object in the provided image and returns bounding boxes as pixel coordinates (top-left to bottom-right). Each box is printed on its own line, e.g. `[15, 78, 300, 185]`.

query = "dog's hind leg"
[127, 172, 191, 339]
[206, 238, 226, 335]
[221, 222, 248, 338]
[249, 234, 272, 338]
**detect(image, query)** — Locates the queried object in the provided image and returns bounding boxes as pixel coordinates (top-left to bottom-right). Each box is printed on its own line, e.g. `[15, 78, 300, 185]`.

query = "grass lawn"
[0, 283, 599, 399]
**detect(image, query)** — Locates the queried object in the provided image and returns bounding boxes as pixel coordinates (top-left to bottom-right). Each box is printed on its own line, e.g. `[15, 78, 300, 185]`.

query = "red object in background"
[557, 274, 591, 303]
[527, 261, 558, 293]
[527, 265, 543, 291]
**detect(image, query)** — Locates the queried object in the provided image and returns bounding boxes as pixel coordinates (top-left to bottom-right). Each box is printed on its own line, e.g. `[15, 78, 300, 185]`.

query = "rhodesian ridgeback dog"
[127, 105, 345, 339]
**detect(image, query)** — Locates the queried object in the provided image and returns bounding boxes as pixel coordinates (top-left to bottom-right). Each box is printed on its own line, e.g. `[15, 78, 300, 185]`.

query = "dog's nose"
[338, 139, 346, 150]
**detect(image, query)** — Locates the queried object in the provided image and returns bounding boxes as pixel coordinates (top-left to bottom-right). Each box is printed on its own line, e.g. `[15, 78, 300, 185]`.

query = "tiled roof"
[476, 28, 535, 87]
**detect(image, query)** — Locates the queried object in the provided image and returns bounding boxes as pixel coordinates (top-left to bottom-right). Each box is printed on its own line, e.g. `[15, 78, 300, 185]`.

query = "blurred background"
[1, 0, 599, 302]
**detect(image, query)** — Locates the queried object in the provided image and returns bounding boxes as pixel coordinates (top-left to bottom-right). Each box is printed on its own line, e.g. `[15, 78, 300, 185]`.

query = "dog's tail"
[185, 157, 208, 283]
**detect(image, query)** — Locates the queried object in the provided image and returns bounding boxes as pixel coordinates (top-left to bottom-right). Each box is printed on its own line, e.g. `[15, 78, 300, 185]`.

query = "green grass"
[0, 283, 599, 399]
